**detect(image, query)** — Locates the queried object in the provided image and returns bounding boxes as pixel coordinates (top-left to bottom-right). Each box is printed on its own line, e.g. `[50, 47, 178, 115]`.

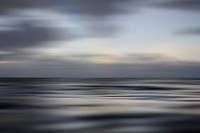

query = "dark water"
[0, 78, 200, 133]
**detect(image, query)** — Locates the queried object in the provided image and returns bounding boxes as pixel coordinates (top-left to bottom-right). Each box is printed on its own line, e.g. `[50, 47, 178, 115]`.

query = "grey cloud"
[67, 53, 176, 63]
[64, 0, 137, 17]
[1, 57, 200, 77]
[61, 0, 140, 36]
[0, 52, 199, 77]
[0, 0, 139, 16]
[0, 51, 33, 62]
[176, 27, 200, 35]
[0, 16, 79, 50]
[68, 54, 115, 58]
[0, 22, 53, 50]
[84, 22, 118, 37]
[125, 53, 175, 63]
[0, 53, 176, 65]
[0, 0, 142, 37]
[0, 0, 57, 11]
[0, 52, 19, 61]
[153, 0, 200, 11]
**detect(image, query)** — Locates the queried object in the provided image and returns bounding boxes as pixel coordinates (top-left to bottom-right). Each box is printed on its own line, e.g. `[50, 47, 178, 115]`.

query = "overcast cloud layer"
[0, 0, 200, 77]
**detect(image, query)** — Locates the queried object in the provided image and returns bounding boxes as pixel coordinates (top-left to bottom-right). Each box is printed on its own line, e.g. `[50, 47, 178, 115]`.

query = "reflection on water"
[0, 78, 200, 133]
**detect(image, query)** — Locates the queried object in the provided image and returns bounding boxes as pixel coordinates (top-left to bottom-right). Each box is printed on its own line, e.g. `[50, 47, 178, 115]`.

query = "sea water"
[0, 78, 200, 133]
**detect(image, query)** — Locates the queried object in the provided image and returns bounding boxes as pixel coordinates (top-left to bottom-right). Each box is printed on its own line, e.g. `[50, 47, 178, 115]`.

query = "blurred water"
[0, 78, 200, 133]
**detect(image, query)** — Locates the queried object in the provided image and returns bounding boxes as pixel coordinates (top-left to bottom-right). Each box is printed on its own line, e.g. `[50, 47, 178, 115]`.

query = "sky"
[0, 0, 200, 77]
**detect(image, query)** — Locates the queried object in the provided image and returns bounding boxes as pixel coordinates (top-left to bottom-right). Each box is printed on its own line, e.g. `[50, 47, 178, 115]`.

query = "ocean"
[0, 78, 200, 133]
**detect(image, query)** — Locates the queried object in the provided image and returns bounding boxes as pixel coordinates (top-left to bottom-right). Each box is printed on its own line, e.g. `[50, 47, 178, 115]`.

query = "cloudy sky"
[0, 0, 200, 77]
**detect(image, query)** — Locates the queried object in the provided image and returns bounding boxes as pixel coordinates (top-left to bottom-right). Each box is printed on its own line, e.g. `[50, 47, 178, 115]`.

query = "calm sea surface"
[0, 78, 200, 133]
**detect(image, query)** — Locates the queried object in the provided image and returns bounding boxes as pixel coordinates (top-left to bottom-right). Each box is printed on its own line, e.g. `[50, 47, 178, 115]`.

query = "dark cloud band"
[153, 0, 200, 11]
[176, 27, 200, 35]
